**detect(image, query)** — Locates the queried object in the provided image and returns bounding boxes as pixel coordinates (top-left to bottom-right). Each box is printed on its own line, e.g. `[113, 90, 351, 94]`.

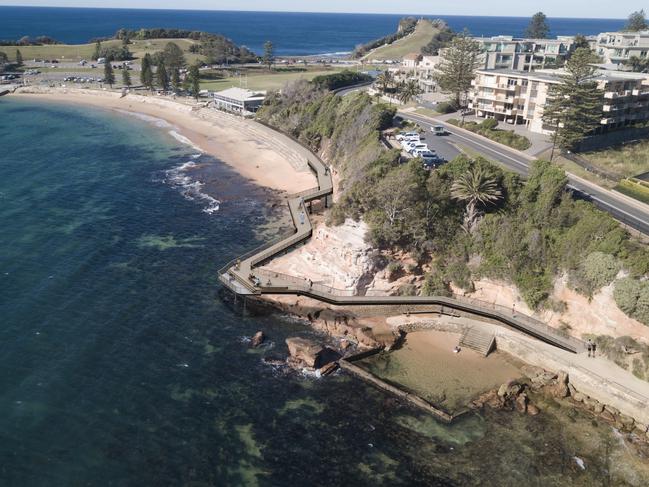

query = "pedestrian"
[587, 339, 593, 358]
[592, 341, 597, 358]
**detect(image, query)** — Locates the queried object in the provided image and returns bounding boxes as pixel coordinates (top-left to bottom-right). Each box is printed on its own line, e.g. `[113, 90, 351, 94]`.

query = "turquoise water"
[1, 98, 647, 486]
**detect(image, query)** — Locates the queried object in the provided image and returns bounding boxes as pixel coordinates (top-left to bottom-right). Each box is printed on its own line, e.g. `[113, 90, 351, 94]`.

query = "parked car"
[400, 136, 420, 148]
[396, 131, 418, 141]
[407, 143, 429, 154]
[412, 146, 433, 157]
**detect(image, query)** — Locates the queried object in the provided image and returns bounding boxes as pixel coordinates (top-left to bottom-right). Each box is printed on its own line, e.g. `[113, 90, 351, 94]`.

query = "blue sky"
[0, 0, 636, 18]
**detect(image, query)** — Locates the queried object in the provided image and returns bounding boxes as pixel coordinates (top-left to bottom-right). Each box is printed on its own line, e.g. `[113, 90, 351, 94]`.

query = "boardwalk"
[218, 122, 584, 354]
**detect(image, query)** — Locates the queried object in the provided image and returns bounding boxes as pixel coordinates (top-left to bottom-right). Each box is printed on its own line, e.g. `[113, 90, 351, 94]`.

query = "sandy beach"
[11, 88, 317, 194]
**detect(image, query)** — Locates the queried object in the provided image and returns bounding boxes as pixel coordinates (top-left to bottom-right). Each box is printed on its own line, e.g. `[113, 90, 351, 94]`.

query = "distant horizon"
[0, 4, 628, 21]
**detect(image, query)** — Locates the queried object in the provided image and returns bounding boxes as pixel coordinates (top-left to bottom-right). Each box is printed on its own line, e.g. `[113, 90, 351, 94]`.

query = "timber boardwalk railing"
[218, 122, 585, 355]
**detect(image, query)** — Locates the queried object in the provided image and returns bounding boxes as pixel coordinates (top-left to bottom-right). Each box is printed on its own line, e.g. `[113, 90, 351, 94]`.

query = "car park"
[396, 131, 418, 141]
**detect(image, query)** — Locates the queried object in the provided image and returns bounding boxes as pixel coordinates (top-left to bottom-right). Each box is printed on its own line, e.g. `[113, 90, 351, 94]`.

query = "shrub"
[435, 101, 457, 114]
[613, 277, 649, 325]
[396, 283, 418, 296]
[571, 251, 620, 296]
[421, 271, 451, 296]
[311, 70, 373, 91]
[386, 261, 403, 282]
[480, 118, 498, 130]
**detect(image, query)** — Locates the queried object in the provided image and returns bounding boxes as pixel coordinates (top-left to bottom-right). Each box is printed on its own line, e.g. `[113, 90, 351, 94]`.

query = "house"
[211, 87, 267, 114]
[472, 35, 581, 71]
[596, 31, 649, 66]
[402, 52, 422, 71]
[469, 68, 649, 134]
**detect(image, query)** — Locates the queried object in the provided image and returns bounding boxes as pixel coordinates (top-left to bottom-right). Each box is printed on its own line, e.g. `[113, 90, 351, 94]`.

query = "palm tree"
[451, 166, 502, 233]
[375, 70, 394, 96]
[397, 79, 422, 105]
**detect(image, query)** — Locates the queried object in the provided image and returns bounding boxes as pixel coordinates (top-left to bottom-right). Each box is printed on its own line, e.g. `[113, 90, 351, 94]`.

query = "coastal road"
[402, 112, 649, 236]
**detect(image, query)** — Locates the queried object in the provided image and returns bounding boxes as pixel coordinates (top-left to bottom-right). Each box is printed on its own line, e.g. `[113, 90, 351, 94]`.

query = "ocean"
[1, 97, 647, 486]
[0, 7, 627, 56]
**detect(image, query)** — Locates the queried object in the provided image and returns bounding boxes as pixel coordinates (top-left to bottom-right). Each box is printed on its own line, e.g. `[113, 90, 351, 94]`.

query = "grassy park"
[199, 67, 346, 91]
[362, 19, 441, 61]
[583, 139, 649, 179]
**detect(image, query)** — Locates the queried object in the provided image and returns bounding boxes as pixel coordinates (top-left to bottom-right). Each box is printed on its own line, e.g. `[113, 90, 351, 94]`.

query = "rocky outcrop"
[285, 337, 340, 370]
[250, 331, 265, 348]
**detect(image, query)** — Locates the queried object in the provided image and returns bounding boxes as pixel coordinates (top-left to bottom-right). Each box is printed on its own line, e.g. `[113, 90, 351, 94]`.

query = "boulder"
[568, 384, 577, 396]
[583, 397, 604, 414]
[250, 331, 265, 348]
[572, 392, 585, 403]
[605, 405, 620, 416]
[340, 339, 351, 351]
[527, 403, 540, 416]
[515, 393, 528, 413]
[286, 337, 325, 368]
[557, 370, 569, 385]
[550, 381, 569, 399]
[498, 380, 522, 398]
[635, 422, 648, 434]
[619, 415, 635, 431]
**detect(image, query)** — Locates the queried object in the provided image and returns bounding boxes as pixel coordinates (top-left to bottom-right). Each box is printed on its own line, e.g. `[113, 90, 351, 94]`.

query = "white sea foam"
[113, 109, 173, 129]
[165, 161, 220, 214]
[168, 130, 204, 153]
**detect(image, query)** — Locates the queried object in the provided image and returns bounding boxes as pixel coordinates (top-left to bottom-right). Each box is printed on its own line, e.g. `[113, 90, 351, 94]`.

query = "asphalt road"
[403, 112, 649, 236]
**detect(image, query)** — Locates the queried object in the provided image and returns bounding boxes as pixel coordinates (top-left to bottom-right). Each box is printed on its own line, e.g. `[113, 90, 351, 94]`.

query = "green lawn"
[200, 68, 345, 92]
[362, 19, 439, 61]
[583, 139, 649, 178]
[4, 38, 202, 63]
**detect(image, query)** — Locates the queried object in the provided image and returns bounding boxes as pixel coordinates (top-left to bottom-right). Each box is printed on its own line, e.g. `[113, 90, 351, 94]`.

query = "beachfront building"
[398, 54, 440, 93]
[469, 68, 649, 134]
[211, 87, 266, 115]
[596, 31, 649, 66]
[401, 52, 422, 71]
[473, 36, 580, 72]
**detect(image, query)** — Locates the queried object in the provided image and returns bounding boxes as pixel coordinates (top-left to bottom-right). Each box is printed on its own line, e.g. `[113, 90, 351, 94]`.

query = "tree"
[451, 165, 502, 233]
[433, 32, 481, 108]
[15, 49, 23, 66]
[171, 68, 181, 92]
[525, 12, 550, 39]
[397, 79, 422, 104]
[157, 60, 169, 90]
[375, 70, 394, 96]
[624, 55, 649, 73]
[542, 48, 604, 154]
[140, 53, 154, 90]
[104, 57, 115, 88]
[122, 68, 131, 87]
[573, 34, 590, 50]
[162, 42, 186, 70]
[93, 40, 102, 60]
[625, 10, 648, 32]
[187, 63, 201, 99]
[262, 41, 275, 70]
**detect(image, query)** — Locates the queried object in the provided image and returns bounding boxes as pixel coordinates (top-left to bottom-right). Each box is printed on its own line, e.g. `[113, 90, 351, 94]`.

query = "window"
[507, 78, 517, 86]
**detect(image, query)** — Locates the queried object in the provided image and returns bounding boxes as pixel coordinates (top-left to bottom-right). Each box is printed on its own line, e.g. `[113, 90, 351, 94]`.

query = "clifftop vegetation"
[257, 81, 649, 326]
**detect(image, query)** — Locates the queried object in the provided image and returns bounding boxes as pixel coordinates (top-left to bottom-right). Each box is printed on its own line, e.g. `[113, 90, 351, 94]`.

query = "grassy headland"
[361, 19, 444, 61]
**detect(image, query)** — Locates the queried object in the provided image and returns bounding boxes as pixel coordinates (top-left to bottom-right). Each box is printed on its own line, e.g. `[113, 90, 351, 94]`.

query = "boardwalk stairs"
[459, 327, 496, 356]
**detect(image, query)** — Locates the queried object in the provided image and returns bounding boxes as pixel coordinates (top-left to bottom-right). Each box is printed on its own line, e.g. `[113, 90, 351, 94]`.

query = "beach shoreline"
[10, 88, 317, 194]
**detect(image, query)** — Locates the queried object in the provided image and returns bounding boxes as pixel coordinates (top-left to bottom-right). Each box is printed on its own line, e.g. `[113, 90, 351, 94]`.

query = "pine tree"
[93, 40, 102, 60]
[262, 41, 274, 71]
[15, 49, 23, 66]
[104, 57, 115, 88]
[433, 32, 481, 108]
[542, 48, 604, 155]
[171, 68, 181, 92]
[140, 53, 154, 90]
[525, 12, 550, 39]
[157, 60, 169, 91]
[122, 68, 132, 87]
[187, 64, 200, 99]
[625, 10, 648, 32]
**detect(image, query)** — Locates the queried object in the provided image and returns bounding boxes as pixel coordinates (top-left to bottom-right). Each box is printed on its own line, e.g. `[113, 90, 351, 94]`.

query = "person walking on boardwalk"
[587, 339, 593, 357]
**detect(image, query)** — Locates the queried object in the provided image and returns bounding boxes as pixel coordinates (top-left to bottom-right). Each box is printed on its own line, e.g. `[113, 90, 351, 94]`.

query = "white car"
[396, 131, 418, 141]
[400, 136, 420, 148]
[407, 143, 429, 154]
[412, 146, 433, 157]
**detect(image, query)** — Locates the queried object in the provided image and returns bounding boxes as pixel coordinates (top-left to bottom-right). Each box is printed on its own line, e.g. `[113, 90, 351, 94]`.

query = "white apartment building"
[473, 36, 580, 71]
[469, 68, 649, 134]
[212, 87, 266, 114]
[399, 53, 440, 93]
[596, 31, 649, 66]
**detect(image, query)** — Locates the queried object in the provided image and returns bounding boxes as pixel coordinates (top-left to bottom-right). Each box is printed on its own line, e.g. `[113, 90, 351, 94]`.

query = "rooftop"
[213, 87, 267, 101]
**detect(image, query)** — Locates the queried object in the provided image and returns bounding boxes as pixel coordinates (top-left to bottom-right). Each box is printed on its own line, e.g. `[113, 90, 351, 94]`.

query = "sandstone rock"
[600, 410, 616, 423]
[498, 380, 522, 398]
[527, 403, 540, 416]
[619, 415, 635, 431]
[583, 397, 604, 414]
[572, 392, 585, 403]
[605, 405, 620, 416]
[515, 393, 528, 413]
[551, 382, 569, 399]
[286, 337, 324, 368]
[568, 384, 577, 396]
[521, 365, 546, 380]
[557, 370, 569, 385]
[340, 339, 351, 350]
[250, 331, 265, 348]
[635, 422, 649, 434]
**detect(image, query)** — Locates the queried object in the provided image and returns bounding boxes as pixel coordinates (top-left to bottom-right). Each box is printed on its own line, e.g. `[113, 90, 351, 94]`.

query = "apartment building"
[398, 53, 440, 92]
[596, 31, 649, 66]
[473, 36, 579, 71]
[469, 68, 649, 134]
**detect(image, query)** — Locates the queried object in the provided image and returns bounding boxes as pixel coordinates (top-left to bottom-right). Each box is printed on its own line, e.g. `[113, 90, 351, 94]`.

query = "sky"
[0, 0, 636, 18]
